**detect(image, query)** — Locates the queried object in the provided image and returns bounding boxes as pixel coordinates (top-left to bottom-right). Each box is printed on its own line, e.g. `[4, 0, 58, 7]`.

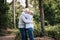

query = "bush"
[0, 0, 9, 29]
[45, 24, 60, 40]
[33, 23, 60, 40]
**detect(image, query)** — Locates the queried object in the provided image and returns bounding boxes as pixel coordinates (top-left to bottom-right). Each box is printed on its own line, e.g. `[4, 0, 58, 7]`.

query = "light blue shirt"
[18, 12, 34, 29]
[22, 12, 34, 29]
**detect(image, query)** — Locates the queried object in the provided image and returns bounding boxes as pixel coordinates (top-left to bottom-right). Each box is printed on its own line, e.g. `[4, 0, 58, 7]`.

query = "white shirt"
[18, 12, 34, 29]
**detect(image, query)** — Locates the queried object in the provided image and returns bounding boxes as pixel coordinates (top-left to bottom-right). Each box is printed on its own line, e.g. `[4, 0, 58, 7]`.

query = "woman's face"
[25, 10, 30, 14]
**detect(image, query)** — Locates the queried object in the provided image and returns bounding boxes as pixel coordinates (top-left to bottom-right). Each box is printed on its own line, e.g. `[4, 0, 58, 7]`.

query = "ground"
[0, 28, 55, 40]
[0, 35, 55, 40]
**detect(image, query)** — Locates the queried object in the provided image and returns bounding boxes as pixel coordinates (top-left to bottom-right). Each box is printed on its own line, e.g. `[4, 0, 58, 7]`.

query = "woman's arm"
[21, 15, 32, 23]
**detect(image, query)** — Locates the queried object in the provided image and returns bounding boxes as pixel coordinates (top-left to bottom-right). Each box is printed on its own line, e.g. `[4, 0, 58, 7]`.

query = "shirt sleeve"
[21, 15, 32, 23]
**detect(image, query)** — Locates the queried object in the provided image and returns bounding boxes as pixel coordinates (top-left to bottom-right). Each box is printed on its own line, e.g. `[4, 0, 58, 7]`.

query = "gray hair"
[24, 8, 30, 12]
[30, 10, 34, 15]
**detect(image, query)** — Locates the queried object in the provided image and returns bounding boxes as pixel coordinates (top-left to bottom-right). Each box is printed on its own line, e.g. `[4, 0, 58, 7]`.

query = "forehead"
[25, 8, 30, 12]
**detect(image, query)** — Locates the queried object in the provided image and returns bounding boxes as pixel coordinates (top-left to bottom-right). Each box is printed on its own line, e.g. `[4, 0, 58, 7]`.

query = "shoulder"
[21, 12, 26, 16]
[28, 14, 33, 17]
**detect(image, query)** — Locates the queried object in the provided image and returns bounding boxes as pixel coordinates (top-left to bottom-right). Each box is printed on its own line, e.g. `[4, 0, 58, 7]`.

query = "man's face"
[25, 10, 30, 14]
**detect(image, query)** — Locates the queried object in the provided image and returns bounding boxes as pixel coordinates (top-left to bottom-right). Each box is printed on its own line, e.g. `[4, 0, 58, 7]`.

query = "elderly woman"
[18, 8, 34, 40]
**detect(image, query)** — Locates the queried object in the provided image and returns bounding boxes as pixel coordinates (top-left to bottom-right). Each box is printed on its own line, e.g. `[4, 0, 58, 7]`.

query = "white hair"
[30, 10, 34, 15]
[24, 8, 30, 12]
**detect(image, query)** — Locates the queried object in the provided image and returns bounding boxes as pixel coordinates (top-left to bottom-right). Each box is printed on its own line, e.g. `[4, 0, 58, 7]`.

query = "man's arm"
[21, 15, 32, 23]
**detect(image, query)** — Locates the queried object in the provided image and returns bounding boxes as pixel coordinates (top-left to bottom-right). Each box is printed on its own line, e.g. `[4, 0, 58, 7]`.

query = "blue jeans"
[20, 28, 34, 40]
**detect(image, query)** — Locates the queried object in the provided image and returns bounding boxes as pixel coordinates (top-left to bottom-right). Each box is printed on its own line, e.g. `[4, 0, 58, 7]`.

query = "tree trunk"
[25, 0, 28, 8]
[38, 0, 45, 36]
[13, 0, 16, 28]
[4, 0, 6, 4]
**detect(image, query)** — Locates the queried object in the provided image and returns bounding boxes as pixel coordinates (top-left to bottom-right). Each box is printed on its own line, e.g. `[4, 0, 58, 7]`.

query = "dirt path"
[0, 35, 55, 40]
[34, 36, 55, 40]
[0, 35, 16, 40]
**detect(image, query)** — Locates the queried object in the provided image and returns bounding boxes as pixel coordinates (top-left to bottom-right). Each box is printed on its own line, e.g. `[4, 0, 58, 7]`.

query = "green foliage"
[33, 24, 60, 40]
[0, 0, 9, 29]
[30, 0, 60, 25]
[45, 24, 60, 40]
[43, 0, 60, 25]
[7, 4, 14, 28]
[33, 14, 40, 23]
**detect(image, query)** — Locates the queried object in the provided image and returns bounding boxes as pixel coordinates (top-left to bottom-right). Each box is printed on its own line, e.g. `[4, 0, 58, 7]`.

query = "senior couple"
[18, 8, 34, 40]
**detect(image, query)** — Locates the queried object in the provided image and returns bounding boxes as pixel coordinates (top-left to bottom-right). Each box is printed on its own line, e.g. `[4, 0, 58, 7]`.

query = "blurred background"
[0, 0, 60, 40]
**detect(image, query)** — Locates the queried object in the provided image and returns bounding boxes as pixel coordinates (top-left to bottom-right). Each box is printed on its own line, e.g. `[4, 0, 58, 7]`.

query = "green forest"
[0, 0, 60, 40]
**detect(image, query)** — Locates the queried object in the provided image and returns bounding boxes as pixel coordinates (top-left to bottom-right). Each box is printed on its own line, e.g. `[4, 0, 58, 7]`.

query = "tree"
[25, 0, 28, 8]
[43, 0, 60, 25]
[0, 0, 9, 36]
[0, 0, 9, 29]
[38, 0, 45, 36]
[13, 0, 16, 28]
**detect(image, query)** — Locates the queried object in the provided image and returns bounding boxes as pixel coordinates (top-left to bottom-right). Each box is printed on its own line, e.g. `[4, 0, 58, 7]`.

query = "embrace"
[18, 8, 34, 40]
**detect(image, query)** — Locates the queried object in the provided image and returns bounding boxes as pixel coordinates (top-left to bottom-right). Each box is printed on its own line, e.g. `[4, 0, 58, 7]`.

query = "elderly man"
[18, 8, 34, 40]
